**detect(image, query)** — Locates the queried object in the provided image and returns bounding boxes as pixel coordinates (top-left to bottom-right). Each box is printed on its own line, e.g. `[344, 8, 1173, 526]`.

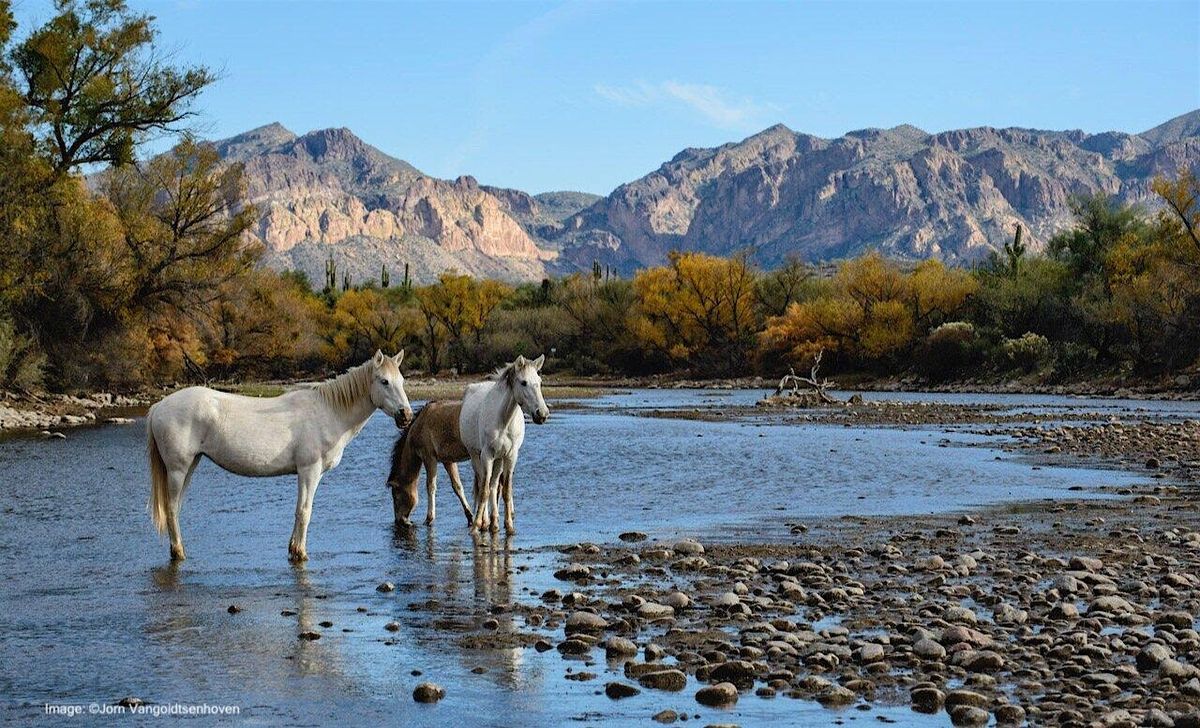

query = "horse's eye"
[381, 378, 389, 386]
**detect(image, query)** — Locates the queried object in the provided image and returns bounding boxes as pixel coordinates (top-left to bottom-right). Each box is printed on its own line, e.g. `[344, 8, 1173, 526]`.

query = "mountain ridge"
[550, 109, 1200, 273]
[209, 109, 1200, 283]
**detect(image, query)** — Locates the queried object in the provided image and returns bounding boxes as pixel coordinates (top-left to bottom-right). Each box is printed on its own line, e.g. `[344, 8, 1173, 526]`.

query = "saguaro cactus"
[1004, 223, 1026, 276]
[381, 264, 390, 288]
[324, 254, 337, 292]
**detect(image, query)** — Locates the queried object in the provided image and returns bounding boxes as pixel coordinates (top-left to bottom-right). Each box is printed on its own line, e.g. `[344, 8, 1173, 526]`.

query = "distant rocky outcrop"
[549, 109, 1200, 274]
[213, 111, 1200, 283]
[215, 123, 566, 285]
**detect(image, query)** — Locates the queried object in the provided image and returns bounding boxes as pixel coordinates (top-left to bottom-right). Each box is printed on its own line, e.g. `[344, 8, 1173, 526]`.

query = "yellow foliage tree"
[325, 288, 420, 367]
[415, 272, 511, 371]
[631, 252, 758, 375]
[761, 252, 976, 367]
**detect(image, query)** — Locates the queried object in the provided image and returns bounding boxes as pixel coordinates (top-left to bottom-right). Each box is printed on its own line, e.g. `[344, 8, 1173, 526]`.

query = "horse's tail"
[147, 407, 169, 535]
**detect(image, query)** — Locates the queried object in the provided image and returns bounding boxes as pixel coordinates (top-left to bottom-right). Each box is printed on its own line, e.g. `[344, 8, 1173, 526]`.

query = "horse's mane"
[489, 362, 517, 386]
[388, 403, 432, 486]
[316, 361, 374, 412]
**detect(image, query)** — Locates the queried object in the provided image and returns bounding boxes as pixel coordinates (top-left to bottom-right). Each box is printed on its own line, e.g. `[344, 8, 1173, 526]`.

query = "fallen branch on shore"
[770, 350, 840, 405]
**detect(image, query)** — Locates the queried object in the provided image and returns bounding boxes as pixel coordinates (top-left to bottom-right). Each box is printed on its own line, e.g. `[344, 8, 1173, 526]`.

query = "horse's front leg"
[424, 459, 438, 526]
[487, 464, 503, 534]
[471, 456, 493, 532]
[446, 462, 475, 525]
[288, 463, 323, 562]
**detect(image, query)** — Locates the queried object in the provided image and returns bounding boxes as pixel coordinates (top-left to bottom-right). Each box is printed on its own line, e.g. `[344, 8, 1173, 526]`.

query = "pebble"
[913, 638, 946, 660]
[604, 637, 638, 658]
[554, 564, 591, 581]
[695, 682, 739, 707]
[412, 682, 445, 703]
[604, 682, 639, 699]
[376, 581, 395, 593]
[637, 602, 675, 620]
[910, 687, 944, 713]
[673, 539, 705, 555]
[565, 611, 608, 634]
[637, 669, 687, 692]
[949, 705, 989, 727]
[664, 591, 691, 610]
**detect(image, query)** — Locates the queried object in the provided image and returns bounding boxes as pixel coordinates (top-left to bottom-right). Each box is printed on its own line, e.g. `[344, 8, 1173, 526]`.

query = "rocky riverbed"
[433, 486, 1200, 727]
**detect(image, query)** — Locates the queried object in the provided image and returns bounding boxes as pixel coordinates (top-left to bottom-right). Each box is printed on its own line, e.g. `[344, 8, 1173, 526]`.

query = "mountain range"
[213, 109, 1200, 284]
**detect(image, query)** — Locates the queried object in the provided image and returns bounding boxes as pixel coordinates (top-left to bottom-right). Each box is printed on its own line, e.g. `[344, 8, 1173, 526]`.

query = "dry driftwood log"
[772, 349, 839, 404]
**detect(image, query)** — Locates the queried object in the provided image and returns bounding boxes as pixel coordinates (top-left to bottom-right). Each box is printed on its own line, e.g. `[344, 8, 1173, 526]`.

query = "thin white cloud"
[594, 80, 777, 130]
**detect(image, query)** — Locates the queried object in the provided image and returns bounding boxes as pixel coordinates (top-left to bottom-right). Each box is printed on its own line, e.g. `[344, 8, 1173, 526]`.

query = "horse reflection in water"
[143, 564, 356, 689]
[467, 535, 527, 684]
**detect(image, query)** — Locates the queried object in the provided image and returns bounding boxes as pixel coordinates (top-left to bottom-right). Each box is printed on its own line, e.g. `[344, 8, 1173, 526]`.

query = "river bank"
[0, 377, 609, 434]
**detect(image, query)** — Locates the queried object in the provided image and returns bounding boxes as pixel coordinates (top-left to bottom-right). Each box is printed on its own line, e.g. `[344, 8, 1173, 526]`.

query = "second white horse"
[459, 355, 550, 533]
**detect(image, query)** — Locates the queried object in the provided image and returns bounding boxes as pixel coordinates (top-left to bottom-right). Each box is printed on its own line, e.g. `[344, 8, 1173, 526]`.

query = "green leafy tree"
[12, 0, 213, 176]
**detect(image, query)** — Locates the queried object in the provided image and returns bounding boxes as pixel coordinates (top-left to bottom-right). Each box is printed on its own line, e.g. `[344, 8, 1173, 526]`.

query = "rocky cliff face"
[216, 123, 563, 285]
[217, 111, 1200, 283]
[550, 110, 1200, 273]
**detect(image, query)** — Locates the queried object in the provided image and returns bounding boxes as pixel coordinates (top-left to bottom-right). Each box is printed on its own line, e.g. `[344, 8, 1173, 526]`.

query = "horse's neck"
[389, 435, 422, 485]
[482, 380, 518, 433]
[323, 390, 376, 439]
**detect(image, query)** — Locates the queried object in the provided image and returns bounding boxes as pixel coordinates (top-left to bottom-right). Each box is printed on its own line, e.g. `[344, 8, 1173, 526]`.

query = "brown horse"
[387, 400, 476, 526]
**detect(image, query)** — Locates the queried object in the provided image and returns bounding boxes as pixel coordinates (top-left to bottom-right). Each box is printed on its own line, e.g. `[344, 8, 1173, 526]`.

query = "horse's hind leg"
[501, 456, 517, 535]
[446, 462, 474, 525]
[288, 463, 323, 562]
[424, 458, 438, 525]
[166, 455, 200, 561]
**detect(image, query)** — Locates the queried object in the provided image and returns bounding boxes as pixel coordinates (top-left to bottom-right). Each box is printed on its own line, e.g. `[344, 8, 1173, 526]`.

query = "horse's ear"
[392, 350, 404, 366]
[514, 355, 526, 367]
[533, 354, 545, 371]
[373, 350, 385, 367]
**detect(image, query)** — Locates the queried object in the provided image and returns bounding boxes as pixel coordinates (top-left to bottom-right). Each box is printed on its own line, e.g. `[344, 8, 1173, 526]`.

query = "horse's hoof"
[424, 516, 434, 526]
[170, 548, 186, 561]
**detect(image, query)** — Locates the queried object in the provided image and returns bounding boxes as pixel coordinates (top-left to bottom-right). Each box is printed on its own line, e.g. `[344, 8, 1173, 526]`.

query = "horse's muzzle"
[532, 409, 550, 425]
[394, 411, 412, 429]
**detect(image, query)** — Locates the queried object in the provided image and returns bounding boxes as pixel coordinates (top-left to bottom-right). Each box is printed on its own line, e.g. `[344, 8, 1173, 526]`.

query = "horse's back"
[148, 386, 310, 476]
[422, 400, 468, 462]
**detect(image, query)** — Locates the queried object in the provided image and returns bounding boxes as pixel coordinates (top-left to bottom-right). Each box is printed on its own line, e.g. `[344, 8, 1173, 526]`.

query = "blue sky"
[11, 0, 1200, 194]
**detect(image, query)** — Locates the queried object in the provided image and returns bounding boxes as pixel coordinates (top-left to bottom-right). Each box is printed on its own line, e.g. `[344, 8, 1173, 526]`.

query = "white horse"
[147, 350, 412, 562]
[459, 355, 550, 534]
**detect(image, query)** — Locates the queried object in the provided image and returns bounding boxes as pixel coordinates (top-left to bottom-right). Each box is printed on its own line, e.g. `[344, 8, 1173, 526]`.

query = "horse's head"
[370, 350, 413, 428]
[506, 354, 550, 425]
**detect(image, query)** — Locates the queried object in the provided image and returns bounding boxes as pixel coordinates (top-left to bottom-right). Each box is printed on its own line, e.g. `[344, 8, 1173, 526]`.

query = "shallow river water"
[1, 389, 1192, 726]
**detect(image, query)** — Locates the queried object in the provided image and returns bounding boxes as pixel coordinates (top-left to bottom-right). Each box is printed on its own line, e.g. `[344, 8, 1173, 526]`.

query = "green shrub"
[1000, 332, 1053, 374]
[918, 322, 983, 381]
